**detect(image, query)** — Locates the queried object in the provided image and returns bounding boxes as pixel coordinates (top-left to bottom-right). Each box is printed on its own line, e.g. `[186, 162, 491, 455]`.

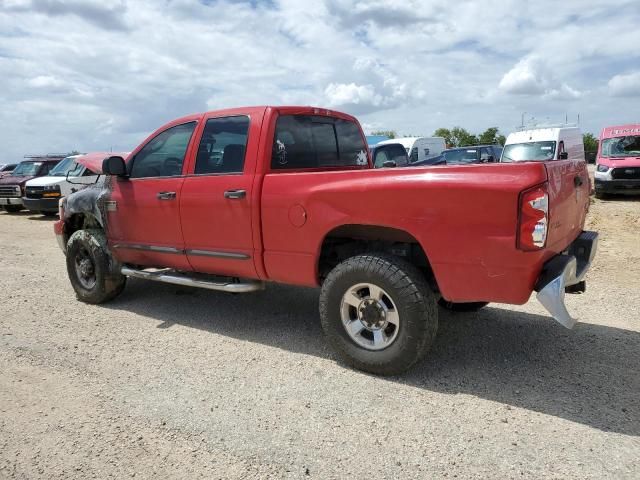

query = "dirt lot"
[1, 194, 638, 479]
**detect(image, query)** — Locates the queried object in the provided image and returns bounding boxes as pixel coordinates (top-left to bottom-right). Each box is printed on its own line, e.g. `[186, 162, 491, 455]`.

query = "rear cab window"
[271, 115, 368, 170]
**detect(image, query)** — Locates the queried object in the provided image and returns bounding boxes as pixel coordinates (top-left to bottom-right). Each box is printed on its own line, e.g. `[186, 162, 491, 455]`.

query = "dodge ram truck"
[54, 106, 597, 375]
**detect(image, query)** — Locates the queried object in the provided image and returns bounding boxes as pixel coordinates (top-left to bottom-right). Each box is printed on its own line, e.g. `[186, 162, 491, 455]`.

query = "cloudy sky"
[1, 0, 639, 159]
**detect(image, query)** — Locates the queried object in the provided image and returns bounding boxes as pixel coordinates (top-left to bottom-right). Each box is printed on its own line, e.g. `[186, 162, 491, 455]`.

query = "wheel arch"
[317, 224, 440, 294]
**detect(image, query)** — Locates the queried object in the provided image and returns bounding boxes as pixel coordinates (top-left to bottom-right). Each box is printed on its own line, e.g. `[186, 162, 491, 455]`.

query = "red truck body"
[54, 106, 596, 374]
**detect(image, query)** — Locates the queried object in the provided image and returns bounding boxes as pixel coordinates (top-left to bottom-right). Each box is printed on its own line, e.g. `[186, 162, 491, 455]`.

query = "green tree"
[583, 133, 599, 153]
[478, 127, 506, 145]
[434, 128, 453, 146]
[451, 127, 478, 147]
[370, 130, 396, 139]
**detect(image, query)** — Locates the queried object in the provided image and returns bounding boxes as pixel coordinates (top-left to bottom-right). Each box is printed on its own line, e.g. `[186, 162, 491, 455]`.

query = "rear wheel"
[320, 253, 438, 376]
[438, 299, 489, 312]
[66, 229, 126, 304]
[3, 205, 22, 213]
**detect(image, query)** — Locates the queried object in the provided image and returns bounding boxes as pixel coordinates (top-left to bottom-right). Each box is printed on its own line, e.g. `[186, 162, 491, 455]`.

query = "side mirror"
[382, 160, 397, 168]
[559, 152, 568, 160]
[102, 156, 127, 176]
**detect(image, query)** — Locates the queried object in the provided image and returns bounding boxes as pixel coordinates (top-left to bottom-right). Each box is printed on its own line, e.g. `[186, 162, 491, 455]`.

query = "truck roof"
[506, 127, 581, 144]
[600, 124, 640, 139]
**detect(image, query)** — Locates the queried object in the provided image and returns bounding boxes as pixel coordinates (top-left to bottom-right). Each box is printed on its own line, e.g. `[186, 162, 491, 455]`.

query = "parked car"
[501, 126, 583, 163]
[416, 145, 502, 166]
[54, 106, 596, 375]
[22, 153, 106, 216]
[377, 137, 446, 164]
[371, 142, 409, 168]
[593, 124, 640, 199]
[0, 163, 17, 178]
[0, 156, 66, 213]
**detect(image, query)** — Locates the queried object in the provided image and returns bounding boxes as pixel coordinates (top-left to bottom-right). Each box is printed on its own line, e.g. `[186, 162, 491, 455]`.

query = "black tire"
[3, 205, 22, 213]
[66, 229, 126, 304]
[594, 191, 607, 200]
[438, 299, 489, 312]
[319, 253, 438, 376]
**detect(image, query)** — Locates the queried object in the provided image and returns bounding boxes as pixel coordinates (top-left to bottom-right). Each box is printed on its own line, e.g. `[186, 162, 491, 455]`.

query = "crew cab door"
[544, 143, 589, 251]
[106, 121, 198, 271]
[179, 111, 264, 278]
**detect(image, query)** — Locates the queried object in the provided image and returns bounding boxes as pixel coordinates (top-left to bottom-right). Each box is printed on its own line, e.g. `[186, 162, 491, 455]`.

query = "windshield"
[443, 149, 478, 164]
[601, 136, 640, 158]
[501, 141, 556, 162]
[49, 156, 82, 176]
[12, 162, 42, 176]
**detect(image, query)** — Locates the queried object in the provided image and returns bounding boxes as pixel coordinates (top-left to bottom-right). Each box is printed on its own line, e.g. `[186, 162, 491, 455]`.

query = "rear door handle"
[574, 176, 584, 187]
[157, 191, 176, 200]
[224, 189, 246, 199]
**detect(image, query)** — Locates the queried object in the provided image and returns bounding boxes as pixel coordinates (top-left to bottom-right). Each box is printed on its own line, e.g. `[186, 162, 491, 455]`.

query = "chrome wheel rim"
[74, 247, 96, 290]
[340, 282, 400, 350]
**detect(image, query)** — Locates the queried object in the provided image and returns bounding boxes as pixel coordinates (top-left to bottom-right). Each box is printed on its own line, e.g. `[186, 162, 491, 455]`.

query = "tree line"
[372, 128, 600, 152]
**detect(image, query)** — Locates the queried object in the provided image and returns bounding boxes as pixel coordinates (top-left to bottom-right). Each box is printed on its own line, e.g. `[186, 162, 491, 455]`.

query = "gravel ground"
[1, 192, 639, 479]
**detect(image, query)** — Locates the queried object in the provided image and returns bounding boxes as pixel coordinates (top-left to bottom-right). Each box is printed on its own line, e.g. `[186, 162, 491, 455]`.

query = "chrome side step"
[121, 267, 265, 293]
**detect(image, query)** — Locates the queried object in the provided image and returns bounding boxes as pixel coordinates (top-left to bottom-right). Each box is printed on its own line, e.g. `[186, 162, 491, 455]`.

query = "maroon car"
[0, 156, 66, 213]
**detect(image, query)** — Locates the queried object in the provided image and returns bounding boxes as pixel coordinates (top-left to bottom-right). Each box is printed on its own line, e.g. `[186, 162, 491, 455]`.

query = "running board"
[120, 267, 265, 293]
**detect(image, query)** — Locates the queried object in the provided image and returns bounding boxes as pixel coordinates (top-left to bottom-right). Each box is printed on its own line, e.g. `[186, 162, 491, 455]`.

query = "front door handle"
[574, 176, 584, 187]
[224, 189, 246, 200]
[157, 191, 176, 200]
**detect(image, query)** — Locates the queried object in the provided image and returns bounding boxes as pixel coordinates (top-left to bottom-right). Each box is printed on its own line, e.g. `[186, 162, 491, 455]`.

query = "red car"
[54, 106, 597, 375]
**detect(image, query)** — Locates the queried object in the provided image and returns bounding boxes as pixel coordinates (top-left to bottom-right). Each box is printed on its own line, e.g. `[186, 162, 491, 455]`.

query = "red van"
[594, 124, 640, 198]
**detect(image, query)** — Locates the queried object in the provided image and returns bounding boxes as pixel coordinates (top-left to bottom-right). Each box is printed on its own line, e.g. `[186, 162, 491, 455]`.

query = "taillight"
[518, 184, 548, 251]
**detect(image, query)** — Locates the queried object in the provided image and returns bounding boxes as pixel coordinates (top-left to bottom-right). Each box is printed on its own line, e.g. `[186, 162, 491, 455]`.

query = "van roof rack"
[515, 123, 577, 132]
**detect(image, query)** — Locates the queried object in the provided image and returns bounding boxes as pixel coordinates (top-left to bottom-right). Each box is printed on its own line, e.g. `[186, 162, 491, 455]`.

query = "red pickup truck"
[54, 106, 597, 375]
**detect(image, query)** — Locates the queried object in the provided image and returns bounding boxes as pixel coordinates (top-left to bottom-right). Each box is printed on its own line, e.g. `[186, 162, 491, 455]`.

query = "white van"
[22, 155, 98, 215]
[377, 137, 446, 164]
[501, 126, 584, 162]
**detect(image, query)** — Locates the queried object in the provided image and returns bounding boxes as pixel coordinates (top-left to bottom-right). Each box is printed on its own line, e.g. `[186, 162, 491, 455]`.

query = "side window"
[557, 140, 565, 160]
[409, 147, 418, 163]
[130, 122, 196, 178]
[195, 116, 250, 175]
[271, 115, 368, 170]
[374, 145, 409, 168]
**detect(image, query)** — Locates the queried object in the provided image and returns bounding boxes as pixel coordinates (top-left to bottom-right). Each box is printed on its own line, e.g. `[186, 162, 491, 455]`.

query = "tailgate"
[544, 160, 590, 252]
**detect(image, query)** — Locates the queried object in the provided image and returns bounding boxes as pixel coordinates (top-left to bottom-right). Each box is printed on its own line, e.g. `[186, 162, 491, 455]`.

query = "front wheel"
[3, 205, 22, 213]
[320, 253, 438, 376]
[66, 229, 126, 304]
[594, 191, 608, 200]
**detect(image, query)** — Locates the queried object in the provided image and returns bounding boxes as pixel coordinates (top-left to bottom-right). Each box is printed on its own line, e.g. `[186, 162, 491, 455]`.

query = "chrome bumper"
[535, 231, 598, 329]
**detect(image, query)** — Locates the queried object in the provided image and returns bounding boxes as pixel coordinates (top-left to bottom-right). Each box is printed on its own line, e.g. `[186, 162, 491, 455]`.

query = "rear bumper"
[0, 197, 23, 206]
[594, 178, 640, 194]
[22, 197, 59, 213]
[535, 231, 598, 329]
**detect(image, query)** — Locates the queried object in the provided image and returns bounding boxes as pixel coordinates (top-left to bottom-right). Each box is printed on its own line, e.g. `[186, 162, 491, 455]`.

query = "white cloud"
[608, 71, 640, 97]
[325, 83, 382, 107]
[499, 56, 581, 99]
